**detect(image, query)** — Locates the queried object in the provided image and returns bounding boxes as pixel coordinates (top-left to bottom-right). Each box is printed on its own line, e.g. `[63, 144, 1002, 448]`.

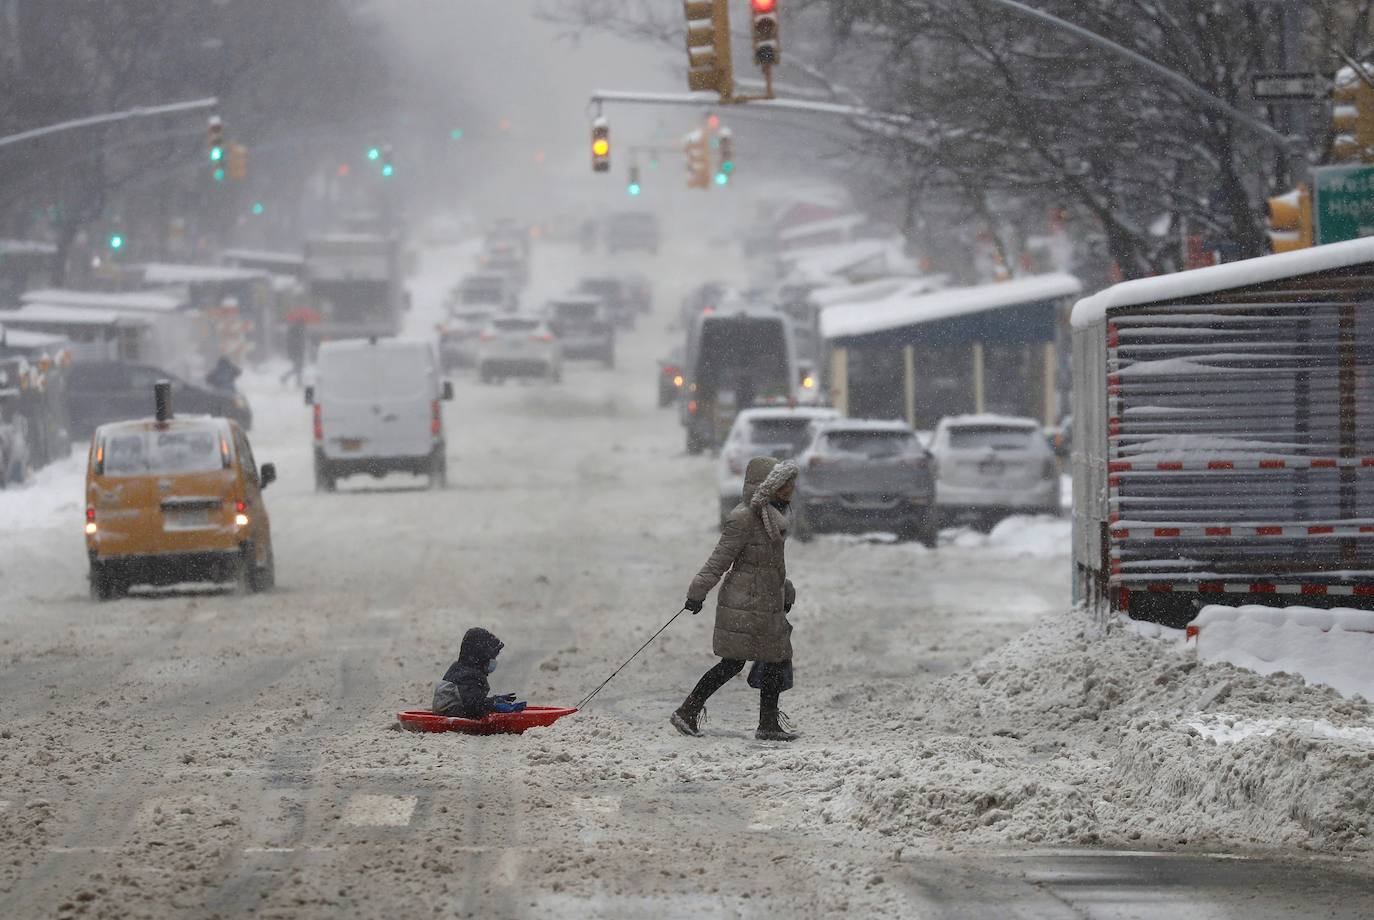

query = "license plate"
[340, 438, 364, 452]
[164, 508, 212, 530]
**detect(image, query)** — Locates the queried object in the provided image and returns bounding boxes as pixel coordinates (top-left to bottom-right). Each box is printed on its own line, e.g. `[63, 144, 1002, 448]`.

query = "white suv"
[715, 406, 839, 525]
[929, 414, 1060, 528]
[476, 315, 562, 384]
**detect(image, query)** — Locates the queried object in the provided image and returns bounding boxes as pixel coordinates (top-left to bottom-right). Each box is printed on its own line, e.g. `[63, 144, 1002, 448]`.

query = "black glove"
[685, 597, 704, 614]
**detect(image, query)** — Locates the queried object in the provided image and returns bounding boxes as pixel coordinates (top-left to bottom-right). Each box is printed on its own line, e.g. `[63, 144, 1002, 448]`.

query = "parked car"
[67, 361, 252, 440]
[929, 414, 1060, 528]
[308, 338, 453, 491]
[449, 272, 516, 313]
[717, 407, 840, 525]
[546, 295, 614, 366]
[577, 276, 633, 329]
[793, 419, 937, 545]
[84, 382, 277, 600]
[604, 212, 660, 254]
[437, 308, 493, 370]
[476, 315, 562, 384]
[0, 410, 30, 488]
[658, 346, 685, 408]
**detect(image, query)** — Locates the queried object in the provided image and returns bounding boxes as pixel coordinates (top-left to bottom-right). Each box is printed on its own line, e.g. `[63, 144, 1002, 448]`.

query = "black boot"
[756, 691, 798, 742]
[671, 694, 706, 737]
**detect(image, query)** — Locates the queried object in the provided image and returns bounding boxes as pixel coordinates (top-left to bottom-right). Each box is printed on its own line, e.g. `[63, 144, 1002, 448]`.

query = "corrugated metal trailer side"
[1076, 269, 1374, 628]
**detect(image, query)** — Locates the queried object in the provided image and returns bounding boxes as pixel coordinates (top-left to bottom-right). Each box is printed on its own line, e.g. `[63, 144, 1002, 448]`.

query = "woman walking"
[672, 456, 800, 742]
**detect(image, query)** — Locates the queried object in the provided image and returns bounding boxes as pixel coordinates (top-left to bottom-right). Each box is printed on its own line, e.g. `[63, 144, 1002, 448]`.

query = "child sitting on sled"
[432, 627, 526, 719]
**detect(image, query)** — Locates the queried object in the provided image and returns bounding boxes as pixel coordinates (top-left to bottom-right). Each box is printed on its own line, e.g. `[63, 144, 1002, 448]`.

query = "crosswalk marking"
[340, 794, 417, 827]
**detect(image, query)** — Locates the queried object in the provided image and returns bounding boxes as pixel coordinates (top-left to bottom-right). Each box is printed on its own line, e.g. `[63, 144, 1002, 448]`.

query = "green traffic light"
[628, 183, 642, 196]
[381, 163, 394, 177]
[714, 172, 729, 186]
[209, 146, 223, 162]
[721, 161, 734, 173]
[367, 147, 381, 161]
[108, 234, 124, 250]
[251, 202, 264, 215]
[450, 128, 463, 140]
[213, 167, 226, 182]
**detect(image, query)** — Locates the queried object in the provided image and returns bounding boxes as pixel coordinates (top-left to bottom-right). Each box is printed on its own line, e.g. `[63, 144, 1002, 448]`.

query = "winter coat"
[688, 457, 799, 663]
[432, 627, 505, 719]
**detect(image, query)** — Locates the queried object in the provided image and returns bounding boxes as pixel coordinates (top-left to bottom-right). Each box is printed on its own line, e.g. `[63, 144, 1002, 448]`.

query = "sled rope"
[575, 607, 687, 710]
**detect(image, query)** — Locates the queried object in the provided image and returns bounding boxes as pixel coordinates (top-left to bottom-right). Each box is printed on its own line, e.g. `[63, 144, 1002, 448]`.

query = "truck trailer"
[304, 234, 403, 341]
[1071, 238, 1374, 629]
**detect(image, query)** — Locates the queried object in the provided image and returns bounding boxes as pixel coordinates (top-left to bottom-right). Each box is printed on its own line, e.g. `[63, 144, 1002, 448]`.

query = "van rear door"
[318, 343, 436, 461]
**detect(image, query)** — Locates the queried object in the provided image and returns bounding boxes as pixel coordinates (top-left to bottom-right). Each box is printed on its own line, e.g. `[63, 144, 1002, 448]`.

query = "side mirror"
[259, 462, 277, 489]
[304, 385, 314, 406]
[441, 380, 455, 401]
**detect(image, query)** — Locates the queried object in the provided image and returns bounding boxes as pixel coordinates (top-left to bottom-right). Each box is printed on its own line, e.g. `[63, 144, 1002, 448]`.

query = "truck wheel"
[250, 546, 276, 593]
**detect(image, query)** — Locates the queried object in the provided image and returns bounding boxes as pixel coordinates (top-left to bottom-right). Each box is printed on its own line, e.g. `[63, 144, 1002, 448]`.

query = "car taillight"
[234, 500, 249, 528]
[431, 399, 442, 436]
[532, 333, 554, 342]
[313, 404, 323, 441]
[687, 400, 699, 415]
[663, 364, 680, 377]
[673, 375, 685, 388]
[85, 506, 97, 536]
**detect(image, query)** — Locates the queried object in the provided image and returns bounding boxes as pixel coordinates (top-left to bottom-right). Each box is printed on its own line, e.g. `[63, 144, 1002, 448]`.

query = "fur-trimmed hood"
[746, 457, 799, 544]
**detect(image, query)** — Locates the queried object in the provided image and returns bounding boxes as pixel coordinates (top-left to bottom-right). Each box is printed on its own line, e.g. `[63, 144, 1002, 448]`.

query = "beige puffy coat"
[687, 457, 797, 662]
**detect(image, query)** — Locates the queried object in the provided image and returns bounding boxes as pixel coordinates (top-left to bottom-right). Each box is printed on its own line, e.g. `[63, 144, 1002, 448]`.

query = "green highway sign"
[1313, 164, 1374, 244]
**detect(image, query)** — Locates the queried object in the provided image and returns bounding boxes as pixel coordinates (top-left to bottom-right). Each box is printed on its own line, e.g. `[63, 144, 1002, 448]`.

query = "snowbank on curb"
[1191, 604, 1374, 703]
[824, 608, 1374, 853]
[945, 515, 1070, 557]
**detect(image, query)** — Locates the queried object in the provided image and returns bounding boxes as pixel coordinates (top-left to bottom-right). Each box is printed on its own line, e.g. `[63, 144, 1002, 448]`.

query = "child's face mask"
[486, 660, 497, 674]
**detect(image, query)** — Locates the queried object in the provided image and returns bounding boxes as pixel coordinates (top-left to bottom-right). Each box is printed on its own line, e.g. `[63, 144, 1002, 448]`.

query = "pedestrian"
[432, 627, 526, 719]
[672, 457, 801, 742]
[280, 320, 307, 387]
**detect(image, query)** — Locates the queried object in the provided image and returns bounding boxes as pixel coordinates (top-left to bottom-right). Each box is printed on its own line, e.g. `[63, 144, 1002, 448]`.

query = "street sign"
[1252, 72, 1325, 101]
[1313, 164, 1374, 244]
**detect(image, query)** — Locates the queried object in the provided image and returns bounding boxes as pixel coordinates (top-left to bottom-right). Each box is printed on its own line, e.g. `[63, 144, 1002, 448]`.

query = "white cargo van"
[307, 338, 453, 491]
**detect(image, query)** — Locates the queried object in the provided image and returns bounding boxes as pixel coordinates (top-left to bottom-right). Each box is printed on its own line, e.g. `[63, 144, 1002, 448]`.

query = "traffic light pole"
[0, 96, 218, 151]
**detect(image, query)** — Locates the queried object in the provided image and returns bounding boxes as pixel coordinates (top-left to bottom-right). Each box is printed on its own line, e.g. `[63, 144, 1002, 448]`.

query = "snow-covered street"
[1, 238, 1372, 918]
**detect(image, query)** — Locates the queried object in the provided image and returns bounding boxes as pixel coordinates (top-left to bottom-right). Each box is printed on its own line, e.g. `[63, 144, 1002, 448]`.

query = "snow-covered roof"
[1070, 237, 1374, 329]
[0, 239, 57, 256]
[778, 213, 867, 243]
[938, 413, 1041, 430]
[0, 328, 68, 350]
[142, 263, 269, 284]
[781, 238, 915, 284]
[219, 248, 305, 267]
[821, 273, 1082, 340]
[22, 288, 186, 313]
[547, 294, 602, 306]
[0, 304, 148, 327]
[812, 276, 941, 309]
[737, 406, 841, 422]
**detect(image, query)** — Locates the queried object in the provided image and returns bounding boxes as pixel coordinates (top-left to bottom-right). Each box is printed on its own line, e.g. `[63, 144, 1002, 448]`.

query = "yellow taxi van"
[84, 381, 276, 600]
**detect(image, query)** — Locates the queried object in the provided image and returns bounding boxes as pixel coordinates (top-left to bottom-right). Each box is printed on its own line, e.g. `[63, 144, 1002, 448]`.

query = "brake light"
[85, 506, 97, 536]
[673, 375, 684, 388]
[313, 404, 323, 441]
[702, 306, 715, 315]
[663, 364, 680, 376]
[532, 333, 554, 342]
[687, 400, 699, 415]
[234, 500, 249, 528]
[431, 399, 442, 436]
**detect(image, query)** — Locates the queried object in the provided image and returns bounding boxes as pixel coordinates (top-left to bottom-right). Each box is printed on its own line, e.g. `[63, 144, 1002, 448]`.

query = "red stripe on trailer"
[1147, 584, 1174, 593]
[1259, 459, 1286, 469]
[1156, 462, 1183, 471]
[1111, 560, 1122, 574]
[1356, 585, 1374, 597]
[1208, 460, 1235, 470]
[1109, 419, 1122, 435]
[1364, 458, 1374, 467]
[1107, 324, 1120, 348]
[1108, 383, 1122, 396]
[1111, 528, 1129, 539]
[1363, 526, 1374, 533]
[1302, 584, 1328, 596]
[1199, 582, 1224, 593]
[1108, 476, 1122, 488]
[1312, 459, 1337, 469]
[1154, 527, 1181, 537]
[1205, 527, 1232, 537]
[1256, 526, 1283, 536]
[1251, 583, 1277, 593]
[1109, 512, 1121, 523]
[1308, 526, 1335, 535]
[1108, 461, 1133, 472]
[1108, 374, 1121, 387]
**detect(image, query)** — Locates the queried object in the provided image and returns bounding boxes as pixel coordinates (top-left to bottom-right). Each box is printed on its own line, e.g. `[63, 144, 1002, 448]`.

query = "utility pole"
[1283, 0, 1310, 184]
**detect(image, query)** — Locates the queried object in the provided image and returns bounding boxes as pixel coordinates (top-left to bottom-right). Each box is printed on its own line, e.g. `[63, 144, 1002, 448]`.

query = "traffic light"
[685, 130, 711, 189]
[1332, 65, 1374, 162]
[1266, 184, 1312, 253]
[717, 128, 734, 177]
[367, 146, 381, 161]
[591, 117, 611, 173]
[207, 116, 224, 162]
[108, 234, 124, 251]
[684, 0, 733, 98]
[380, 144, 394, 177]
[751, 0, 780, 68]
[227, 144, 248, 181]
[627, 165, 642, 196]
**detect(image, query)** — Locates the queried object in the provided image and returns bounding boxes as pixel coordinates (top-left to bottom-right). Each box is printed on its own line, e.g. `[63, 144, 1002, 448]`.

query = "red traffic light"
[751, 0, 776, 11]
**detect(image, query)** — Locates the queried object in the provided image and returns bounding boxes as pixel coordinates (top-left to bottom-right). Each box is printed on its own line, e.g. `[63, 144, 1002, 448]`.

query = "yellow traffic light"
[593, 139, 609, 157]
[1266, 184, 1312, 253]
[1333, 65, 1374, 162]
[591, 118, 610, 173]
[684, 0, 732, 99]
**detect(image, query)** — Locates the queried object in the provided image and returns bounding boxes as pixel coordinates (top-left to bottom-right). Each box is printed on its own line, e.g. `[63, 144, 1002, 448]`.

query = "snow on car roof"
[22, 288, 187, 313]
[737, 406, 840, 421]
[939, 413, 1041, 429]
[820, 273, 1081, 340]
[1070, 236, 1374, 329]
[142, 263, 269, 284]
[548, 294, 602, 305]
[811, 418, 913, 432]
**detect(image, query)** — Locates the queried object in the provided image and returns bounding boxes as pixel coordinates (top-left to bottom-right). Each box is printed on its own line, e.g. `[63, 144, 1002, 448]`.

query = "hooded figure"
[673, 456, 801, 742]
[431, 627, 521, 719]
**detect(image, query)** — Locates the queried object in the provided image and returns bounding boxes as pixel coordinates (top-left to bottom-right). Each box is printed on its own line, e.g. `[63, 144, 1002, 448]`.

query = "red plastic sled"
[396, 707, 578, 735]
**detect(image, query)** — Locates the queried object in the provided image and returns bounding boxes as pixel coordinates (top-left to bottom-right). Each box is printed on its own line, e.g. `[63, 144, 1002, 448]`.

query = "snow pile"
[1191, 604, 1374, 702]
[821, 608, 1374, 853]
[945, 515, 1070, 557]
